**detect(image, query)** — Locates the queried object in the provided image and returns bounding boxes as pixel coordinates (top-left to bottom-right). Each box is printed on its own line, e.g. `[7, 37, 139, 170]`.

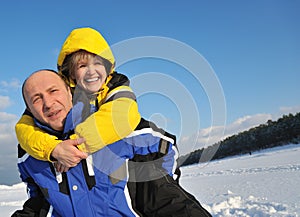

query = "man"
[13, 69, 211, 216]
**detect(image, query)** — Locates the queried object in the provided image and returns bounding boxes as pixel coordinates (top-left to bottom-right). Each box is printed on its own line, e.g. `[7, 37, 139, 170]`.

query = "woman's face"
[73, 55, 107, 93]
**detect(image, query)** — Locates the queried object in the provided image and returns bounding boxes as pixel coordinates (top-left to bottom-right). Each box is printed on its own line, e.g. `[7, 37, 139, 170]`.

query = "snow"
[180, 144, 300, 216]
[0, 182, 27, 216]
[1, 144, 299, 216]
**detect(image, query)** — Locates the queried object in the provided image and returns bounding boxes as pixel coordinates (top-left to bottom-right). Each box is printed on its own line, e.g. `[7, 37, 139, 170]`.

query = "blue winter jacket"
[17, 109, 178, 216]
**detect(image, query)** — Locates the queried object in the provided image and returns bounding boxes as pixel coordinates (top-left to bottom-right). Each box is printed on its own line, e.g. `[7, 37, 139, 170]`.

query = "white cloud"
[178, 125, 226, 155]
[0, 96, 12, 110]
[178, 105, 300, 156]
[0, 112, 18, 150]
[0, 112, 19, 184]
[223, 113, 272, 138]
[0, 111, 17, 122]
[0, 79, 21, 90]
[279, 105, 300, 115]
[0, 79, 22, 112]
[178, 113, 277, 156]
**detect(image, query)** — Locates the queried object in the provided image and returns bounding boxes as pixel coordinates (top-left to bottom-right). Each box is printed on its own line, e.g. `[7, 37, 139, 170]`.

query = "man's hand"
[51, 138, 88, 171]
[54, 161, 70, 173]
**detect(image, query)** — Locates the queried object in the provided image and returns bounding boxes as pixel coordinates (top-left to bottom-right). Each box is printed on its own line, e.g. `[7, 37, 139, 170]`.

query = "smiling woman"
[63, 50, 109, 94]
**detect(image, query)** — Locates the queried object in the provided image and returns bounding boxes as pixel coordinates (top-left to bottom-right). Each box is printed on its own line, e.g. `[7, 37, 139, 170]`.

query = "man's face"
[23, 70, 73, 131]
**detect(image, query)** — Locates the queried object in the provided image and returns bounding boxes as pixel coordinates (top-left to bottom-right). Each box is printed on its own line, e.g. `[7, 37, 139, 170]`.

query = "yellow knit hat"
[57, 27, 115, 69]
[57, 27, 115, 88]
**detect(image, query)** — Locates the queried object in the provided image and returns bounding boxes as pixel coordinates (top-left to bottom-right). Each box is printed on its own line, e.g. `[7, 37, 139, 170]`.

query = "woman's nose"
[86, 64, 96, 75]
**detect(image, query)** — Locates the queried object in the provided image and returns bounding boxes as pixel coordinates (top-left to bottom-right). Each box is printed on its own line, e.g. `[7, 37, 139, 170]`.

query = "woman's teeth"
[85, 77, 99, 82]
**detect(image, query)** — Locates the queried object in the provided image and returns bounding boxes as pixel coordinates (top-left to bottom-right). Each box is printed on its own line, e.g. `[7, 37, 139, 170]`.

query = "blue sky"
[0, 0, 299, 184]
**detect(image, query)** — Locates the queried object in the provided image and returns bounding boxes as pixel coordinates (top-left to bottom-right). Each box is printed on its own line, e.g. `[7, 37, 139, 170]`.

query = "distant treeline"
[178, 112, 300, 167]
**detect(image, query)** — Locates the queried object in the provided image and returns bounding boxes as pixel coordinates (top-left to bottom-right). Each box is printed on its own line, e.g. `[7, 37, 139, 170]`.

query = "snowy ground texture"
[1, 144, 299, 216]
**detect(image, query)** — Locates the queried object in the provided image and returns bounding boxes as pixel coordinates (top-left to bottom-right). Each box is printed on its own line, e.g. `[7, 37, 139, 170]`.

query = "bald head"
[23, 70, 73, 131]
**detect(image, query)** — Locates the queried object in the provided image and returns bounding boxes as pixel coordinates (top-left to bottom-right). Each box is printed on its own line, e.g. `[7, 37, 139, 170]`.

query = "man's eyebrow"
[29, 85, 59, 101]
[29, 92, 42, 102]
[46, 85, 58, 90]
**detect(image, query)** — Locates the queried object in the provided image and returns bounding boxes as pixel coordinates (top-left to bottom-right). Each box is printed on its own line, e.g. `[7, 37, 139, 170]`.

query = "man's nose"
[43, 95, 54, 110]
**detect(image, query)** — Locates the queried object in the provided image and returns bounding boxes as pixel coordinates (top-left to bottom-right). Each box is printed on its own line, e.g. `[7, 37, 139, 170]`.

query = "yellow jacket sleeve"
[15, 113, 62, 161]
[75, 86, 141, 153]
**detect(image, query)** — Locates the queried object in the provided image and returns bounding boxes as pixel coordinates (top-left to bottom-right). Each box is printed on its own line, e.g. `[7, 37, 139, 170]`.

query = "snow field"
[1, 144, 299, 216]
[180, 144, 300, 216]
